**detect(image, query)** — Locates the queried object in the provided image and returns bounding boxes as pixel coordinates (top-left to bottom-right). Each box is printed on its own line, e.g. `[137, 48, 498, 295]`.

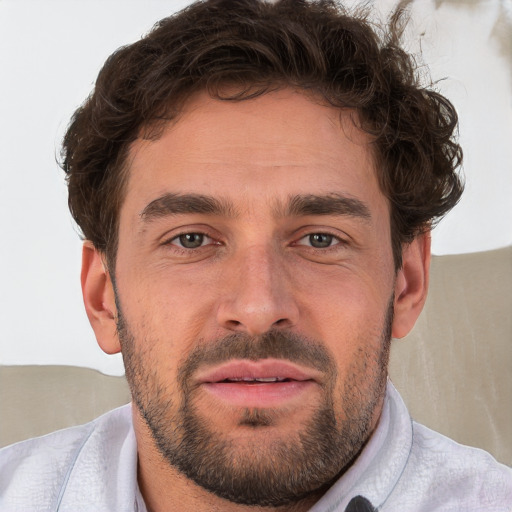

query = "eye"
[297, 233, 340, 248]
[171, 233, 212, 249]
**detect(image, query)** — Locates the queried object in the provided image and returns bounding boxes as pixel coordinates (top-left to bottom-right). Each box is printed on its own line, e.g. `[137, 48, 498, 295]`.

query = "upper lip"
[195, 358, 322, 384]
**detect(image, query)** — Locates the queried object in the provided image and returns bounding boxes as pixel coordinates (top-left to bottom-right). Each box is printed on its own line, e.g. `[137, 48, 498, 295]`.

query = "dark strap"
[345, 495, 377, 512]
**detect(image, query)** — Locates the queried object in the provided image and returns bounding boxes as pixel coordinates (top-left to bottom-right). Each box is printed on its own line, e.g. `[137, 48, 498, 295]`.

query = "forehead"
[124, 89, 383, 216]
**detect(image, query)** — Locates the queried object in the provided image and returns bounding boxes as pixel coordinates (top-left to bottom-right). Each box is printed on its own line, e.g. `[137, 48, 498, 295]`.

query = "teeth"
[225, 377, 286, 383]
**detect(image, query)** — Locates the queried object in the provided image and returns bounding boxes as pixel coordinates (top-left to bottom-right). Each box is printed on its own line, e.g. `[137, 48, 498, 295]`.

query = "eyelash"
[294, 232, 345, 249]
[165, 232, 217, 251]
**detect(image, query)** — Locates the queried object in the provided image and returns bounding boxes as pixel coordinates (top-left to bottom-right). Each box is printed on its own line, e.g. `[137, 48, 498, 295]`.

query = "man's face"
[111, 89, 398, 506]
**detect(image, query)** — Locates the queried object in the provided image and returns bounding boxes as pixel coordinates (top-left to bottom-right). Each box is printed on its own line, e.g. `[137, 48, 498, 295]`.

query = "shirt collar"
[57, 405, 140, 511]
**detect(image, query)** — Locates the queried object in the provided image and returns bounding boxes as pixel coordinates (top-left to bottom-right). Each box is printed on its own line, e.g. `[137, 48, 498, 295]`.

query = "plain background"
[0, 0, 511, 375]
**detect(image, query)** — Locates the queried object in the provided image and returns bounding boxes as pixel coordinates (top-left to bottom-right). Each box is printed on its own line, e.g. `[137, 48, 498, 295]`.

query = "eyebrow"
[140, 193, 237, 221]
[283, 194, 371, 221]
[140, 192, 371, 223]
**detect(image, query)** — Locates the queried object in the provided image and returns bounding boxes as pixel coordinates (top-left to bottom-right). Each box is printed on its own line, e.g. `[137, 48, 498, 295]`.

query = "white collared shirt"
[1, 382, 511, 511]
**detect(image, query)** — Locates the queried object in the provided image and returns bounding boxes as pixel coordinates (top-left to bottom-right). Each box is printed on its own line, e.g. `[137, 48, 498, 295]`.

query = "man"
[0, 0, 510, 510]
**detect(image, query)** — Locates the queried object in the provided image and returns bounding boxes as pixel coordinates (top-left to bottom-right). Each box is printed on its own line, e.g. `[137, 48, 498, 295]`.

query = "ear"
[392, 233, 431, 339]
[81, 241, 121, 354]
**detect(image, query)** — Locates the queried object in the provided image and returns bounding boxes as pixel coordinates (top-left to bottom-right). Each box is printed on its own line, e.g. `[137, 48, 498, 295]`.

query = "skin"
[81, 89, 430, 512]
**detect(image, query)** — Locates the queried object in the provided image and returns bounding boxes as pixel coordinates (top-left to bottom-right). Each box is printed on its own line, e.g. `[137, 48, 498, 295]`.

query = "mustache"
[178, 330, 337, 386]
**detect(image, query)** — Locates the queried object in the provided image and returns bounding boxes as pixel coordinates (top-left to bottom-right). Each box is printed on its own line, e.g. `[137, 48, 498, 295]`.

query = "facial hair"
[117, 301, 393, 507]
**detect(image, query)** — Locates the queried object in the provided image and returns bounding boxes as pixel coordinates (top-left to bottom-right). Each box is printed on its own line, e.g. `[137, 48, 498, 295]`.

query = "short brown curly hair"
[62, 0, 463, 270]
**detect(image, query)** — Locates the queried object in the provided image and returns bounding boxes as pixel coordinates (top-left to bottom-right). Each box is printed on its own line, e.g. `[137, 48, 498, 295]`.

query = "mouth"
[195, 359, 321, 408]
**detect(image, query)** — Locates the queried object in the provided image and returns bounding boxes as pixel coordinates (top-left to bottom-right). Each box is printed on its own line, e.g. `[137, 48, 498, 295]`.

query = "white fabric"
[0, 382, 510, 511]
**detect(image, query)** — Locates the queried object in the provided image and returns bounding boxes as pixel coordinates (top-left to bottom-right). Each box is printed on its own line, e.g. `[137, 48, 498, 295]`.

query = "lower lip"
[202, 380, 316, 408]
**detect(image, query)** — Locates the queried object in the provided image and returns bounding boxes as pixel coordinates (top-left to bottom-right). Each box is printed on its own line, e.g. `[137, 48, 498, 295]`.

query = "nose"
[216, 244, 299, 336]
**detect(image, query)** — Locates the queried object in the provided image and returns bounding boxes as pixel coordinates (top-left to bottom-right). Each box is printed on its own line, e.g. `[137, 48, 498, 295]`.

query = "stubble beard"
[117, 302, 392, 508]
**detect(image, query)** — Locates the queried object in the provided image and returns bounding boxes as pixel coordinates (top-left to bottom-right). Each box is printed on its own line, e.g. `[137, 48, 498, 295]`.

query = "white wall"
[1, 0, 511, 376]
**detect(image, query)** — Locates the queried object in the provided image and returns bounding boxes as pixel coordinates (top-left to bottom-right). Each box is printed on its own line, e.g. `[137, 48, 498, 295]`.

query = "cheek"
[115, 258, 221, 352]
[325, 311, 389, 376]
[290, 267, 394, 388]
[291, 260, 393, 329]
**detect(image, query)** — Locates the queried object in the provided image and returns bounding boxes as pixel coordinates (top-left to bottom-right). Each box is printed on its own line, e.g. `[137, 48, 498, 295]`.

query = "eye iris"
[309, 233, 333, 248]
[179, 233, 204, 249]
